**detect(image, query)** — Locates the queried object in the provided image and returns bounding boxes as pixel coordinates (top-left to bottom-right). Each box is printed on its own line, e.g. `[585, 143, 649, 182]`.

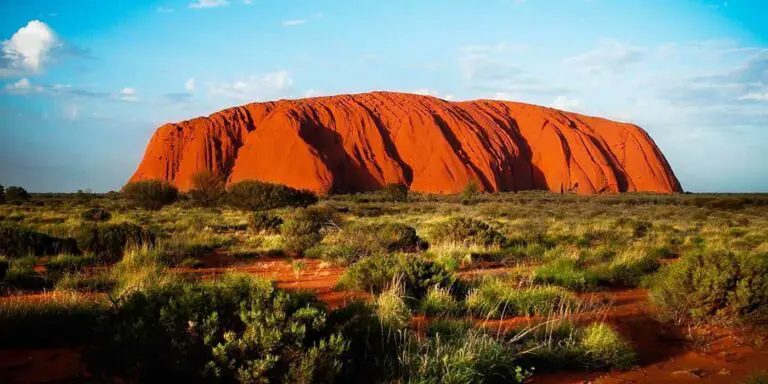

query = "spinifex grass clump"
[74, 222, 155, 262]
[308, 221, 425, 266]
[338, 254, 455, 299]
[465, 278, 578, 318]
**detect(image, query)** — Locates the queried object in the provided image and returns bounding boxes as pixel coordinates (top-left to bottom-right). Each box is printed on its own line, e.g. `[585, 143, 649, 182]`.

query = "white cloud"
[3, 77, 44, 93]
[2, 20, 59, 72]
[118, 87, 137, 102]
[65, 105, 79, 120]
[243, 0, 253, 4]
[209, 71, 293, 100]
[563, 40, 646, 74]
[8, 78, 30, 90]
[282, 19, 307, 27]
[412, 88, 455, 100]
[302, 89, 323, 98]
[551, 95, 581, 111]
[739, 92, 768, 102]
[189, 0, 230, 9]
[157, 6, 175, 13]
[185, 78, 196, 92]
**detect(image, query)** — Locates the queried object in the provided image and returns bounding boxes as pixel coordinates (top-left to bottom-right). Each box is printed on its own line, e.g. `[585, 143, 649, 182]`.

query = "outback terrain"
[1, 184, 766, 383]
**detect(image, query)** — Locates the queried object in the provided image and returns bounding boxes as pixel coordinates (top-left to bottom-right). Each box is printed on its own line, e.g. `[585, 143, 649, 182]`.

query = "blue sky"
[0, 0, 767, 192]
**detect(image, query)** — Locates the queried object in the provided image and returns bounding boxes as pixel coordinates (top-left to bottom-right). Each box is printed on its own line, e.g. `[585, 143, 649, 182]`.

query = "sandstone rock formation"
[129, 92, 682, 194]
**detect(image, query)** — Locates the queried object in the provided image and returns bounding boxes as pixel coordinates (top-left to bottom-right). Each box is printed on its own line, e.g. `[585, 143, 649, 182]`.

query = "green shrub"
[0, 184, 5, 203]
[5, 186, 29, 202]
[187, 169, 226, 207]
[650, 250, 768, 324]
[400, 257, 455, 299]
[74, 223, 155, 262]
[466, 279, 577, 318]
[248, 212, 283, 234]
[376, 222, 424, 252]
[425, 319, 473, 340]
[337, 253, 399, 294]
[89, 274, 347, 382]
[226, 180, 317, 211]
[80, 207, 112, 222]
[121, 180, 179, 210]
[304, 244, 360, 266]
[383, 183, 408, 203]
[0, 224, 79, 258]
[431, 217, 505, 247]
[281, 206, 340, 253]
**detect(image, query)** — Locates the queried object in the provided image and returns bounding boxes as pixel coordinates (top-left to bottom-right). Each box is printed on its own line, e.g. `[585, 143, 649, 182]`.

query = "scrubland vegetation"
[1, 182, 767, 383]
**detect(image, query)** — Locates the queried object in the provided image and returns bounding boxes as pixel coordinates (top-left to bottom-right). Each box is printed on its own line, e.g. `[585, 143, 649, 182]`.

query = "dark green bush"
[121, 180, 179, 210]
[431, 217, 505, 247]
[89, 274, 347, 382]
[187, 170, 226, 207]
[383, 183, 408, 203]
[337, 253, 399, 294]
[0, 224, 79, 258]
[0, 184, 5, 203]
[248, 212, 283, 234]
[650, 250, 768, 324]
[0, 258, 9, 279]
[226, 180, 317, 211]
[5, 186, 29, 202]
[377, 222, 424, 252]
[281, 206, 340, 253]
[80, 207, 112, 222]
[74, 223, 155, 262]
[400, 258, 455, 299]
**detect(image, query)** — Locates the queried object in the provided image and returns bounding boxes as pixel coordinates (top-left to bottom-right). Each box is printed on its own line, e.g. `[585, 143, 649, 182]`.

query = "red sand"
[3, 259, 766, 383]
[129, 92, 682, 194]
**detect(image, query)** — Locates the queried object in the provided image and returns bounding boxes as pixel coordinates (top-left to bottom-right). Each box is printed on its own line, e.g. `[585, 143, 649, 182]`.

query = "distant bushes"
[121, 180, 179, 210]
[0, 224, 79, 258]
[383, 182, 408, 203]
[90, 274, 346, 382]
[5, 186, 29, 202]
[431, 217, 505, 247]
[74, 223, 155, 262]
[226, 180, 317, 211]
[650, 250, 768, 324]
[80, 207, 111, 222]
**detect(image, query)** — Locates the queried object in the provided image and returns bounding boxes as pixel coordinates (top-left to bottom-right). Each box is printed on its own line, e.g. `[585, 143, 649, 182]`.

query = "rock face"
[129, 92, 682, 194]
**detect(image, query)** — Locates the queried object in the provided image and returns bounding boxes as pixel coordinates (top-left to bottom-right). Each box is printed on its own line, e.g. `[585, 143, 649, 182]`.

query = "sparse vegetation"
[226, 180, 318, 211]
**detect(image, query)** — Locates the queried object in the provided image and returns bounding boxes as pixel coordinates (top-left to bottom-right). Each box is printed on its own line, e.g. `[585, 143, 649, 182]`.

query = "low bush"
[383, 183, 409, 203]
[431, 217, 505, 248]
[0, 224, 79, 258]
[1, 256, 52, 291]
[226, 180, 317, 211]
[121, 180, 179, 210]
[338, 254, 455, 299]
[89, 274, 347, 382]
[5, 186, 29, 202]
[74, 223, 155, 262]
[400, 257, 455, 299]
[187, 170, 226, 207]
[55, 271, 115, 293]
[337, 252, 399, 294]
[376, 283, 411, 329]
[80, 207, 112, 222]
[650, 250, 768, 324]
[281, 206, 340, 253]
[248, 212, 283, 234]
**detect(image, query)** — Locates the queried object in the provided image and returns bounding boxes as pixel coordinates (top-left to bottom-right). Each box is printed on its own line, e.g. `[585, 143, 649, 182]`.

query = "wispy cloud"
[563, 39, 646, 74]
[117, 87, 137, 102]
[157, 6, 175, 13]
[209, 70, 293, 101]
[282, 19, 307, 27]
[189, 0, 229, 9]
